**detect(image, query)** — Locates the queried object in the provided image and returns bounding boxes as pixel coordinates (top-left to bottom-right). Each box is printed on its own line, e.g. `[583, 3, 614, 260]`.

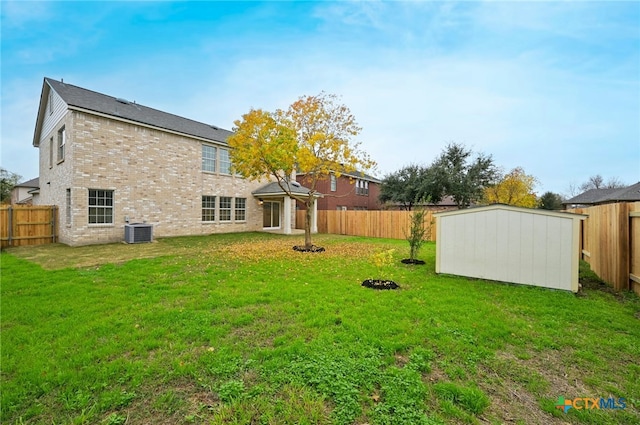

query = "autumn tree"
[538, 191, 564, 210]
[228, 93, 375, 249]
[484, 167, 538, 208]
[430, 142, 498, 209]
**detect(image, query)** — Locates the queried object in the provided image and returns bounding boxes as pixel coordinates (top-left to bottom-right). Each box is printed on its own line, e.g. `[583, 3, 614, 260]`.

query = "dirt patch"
[477, 348, 588, 425]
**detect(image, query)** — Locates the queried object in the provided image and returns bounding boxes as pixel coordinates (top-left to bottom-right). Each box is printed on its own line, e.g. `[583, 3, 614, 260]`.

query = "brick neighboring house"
[296, 171, 381, 210]
[31, 78, 309, 246]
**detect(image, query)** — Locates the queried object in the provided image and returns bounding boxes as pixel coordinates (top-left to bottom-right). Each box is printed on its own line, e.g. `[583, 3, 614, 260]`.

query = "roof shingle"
[45, 78, 232, 144]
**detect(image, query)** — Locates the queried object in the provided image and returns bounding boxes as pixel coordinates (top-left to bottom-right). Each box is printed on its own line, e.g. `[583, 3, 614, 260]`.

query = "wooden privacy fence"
[569, 202, 640, 294]
[0, 205, 58, 249]
[297, 210, 437, 241]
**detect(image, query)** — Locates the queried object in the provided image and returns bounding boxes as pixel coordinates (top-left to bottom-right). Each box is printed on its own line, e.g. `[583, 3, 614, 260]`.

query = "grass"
[1, 232, 639, 424]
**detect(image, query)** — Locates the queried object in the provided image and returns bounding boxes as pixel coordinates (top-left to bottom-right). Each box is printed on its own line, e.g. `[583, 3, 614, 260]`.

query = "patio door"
[262, 201, 280, 229]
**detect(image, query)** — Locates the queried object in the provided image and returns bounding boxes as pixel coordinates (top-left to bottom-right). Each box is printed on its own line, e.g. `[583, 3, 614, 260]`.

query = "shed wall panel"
[437, 207, 581, 292]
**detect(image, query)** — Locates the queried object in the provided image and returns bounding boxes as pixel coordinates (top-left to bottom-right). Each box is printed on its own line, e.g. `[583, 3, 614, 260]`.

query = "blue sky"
[2, 0, 639, 196]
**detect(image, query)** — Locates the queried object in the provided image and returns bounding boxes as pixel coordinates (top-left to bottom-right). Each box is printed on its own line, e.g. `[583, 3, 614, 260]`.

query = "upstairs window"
[219, 148, 232, 174]
[330, 174, 337, 191]
[356, 179, 369, 196]
[48, 91, 54, 115]
[57, 126, 66, 162]
[202, 145, 217, 172]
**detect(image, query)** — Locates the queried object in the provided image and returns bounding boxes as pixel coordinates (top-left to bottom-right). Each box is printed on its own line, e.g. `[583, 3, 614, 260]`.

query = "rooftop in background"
[14, 177, 39, 188]
[296, 169, 381, 183]
[563, 182, 640, 207]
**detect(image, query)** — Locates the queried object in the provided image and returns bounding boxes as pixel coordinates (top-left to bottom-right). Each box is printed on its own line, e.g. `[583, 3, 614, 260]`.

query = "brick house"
[296, 171, 381, 210]
[31, 78, 309, 246]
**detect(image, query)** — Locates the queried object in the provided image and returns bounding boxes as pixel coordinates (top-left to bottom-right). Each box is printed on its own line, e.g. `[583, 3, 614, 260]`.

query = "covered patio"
[252, 181, 319, 235]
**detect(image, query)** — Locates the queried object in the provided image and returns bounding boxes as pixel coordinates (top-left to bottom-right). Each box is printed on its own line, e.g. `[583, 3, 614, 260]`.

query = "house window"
[48, 91, 54, 115]
[66, 189, 71, 225]
[235, 198, 246, 221]
[88, 189, 113, 224]
[202, 196, 216, 222]
[330, 174, 337, 191]
[356, 179, 369, 196]
[57, 126, 66, 162]
[49, 137, 54, 168]
[202, 145, 216, 172]
[219, 148, 232, 174]
[220, 196, 232, 221]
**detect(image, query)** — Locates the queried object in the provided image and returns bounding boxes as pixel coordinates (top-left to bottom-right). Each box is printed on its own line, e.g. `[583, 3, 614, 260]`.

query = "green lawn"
[1, 233, 639, 424]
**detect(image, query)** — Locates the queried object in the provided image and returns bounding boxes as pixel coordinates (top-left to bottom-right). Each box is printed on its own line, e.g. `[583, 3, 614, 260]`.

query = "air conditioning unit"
[124, 223, 153, 243]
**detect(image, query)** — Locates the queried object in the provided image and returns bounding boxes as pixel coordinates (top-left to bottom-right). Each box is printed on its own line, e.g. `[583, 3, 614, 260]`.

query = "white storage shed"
[435, 205, 586, 292]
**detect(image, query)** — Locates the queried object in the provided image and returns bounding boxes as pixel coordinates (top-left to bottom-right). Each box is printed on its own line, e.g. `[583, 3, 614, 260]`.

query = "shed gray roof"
[44, 78, 232, 143]
[563, 182, 640, 205]
[252, 180, 314, 197]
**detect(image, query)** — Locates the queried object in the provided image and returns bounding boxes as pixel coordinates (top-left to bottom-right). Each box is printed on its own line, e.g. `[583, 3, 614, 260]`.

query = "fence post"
[7, 205, 13, 247]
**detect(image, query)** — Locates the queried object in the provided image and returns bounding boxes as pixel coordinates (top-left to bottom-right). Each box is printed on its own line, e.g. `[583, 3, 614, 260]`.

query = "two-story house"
[32, 78, 310, 246]
[296, 171, 381, 211]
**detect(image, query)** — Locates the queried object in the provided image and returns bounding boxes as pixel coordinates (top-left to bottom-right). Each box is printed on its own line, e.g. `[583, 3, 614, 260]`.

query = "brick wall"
[37, 110, 267, 246]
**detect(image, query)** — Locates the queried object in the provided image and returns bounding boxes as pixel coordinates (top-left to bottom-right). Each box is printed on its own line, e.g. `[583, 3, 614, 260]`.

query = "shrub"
[405, 209, 430, 261]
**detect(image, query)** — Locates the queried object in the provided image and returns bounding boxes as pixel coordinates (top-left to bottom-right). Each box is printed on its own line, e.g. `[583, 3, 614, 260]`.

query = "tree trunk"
[304, 197, 313, 249]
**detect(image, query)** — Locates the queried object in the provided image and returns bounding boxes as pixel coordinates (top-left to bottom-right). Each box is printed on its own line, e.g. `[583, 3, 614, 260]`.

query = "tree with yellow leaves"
[228, 93, 376, 249]
[484, 167, 538, 208]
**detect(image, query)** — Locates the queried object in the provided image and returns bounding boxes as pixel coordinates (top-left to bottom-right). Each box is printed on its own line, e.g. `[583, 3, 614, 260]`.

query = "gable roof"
[252, 180, 316, 197]
[15, 177, 39, 188]
[563, 182, 640, 205]
[34, 78, 232, 146]
[297, 169, 381, 184]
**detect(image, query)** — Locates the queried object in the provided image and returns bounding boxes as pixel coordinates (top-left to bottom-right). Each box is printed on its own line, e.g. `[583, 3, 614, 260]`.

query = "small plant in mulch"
[362, 249, 399, 290]
[401, 207, 431, 265]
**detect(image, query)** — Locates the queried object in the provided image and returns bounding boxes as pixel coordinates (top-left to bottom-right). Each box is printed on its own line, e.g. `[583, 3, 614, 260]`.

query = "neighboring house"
[382, 195, 460, 212]
[563, 182, 640, 209]
[32, 77, 310, 246]
[296, 171, 381, 211]
[11, 177, 39, 204]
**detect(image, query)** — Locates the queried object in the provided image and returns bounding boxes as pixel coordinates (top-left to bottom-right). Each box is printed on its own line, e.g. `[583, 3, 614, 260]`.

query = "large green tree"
[430, 143, 498, 209]
[228, 93, 375, 249]
[379, 164, 428, 210]
[1, 168, 21, 204]
[538, 191, 564, 210]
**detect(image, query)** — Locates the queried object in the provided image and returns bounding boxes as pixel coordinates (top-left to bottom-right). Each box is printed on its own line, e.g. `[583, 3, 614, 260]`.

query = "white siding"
[39, 86, 68, 146]
[436, 206, 584, 292]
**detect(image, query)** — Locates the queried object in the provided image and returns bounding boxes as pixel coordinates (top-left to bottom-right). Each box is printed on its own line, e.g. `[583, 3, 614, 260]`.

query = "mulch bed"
[361, 279, 400, 290]
[292, 245, 325, 253]
[401, 259, 425, 265]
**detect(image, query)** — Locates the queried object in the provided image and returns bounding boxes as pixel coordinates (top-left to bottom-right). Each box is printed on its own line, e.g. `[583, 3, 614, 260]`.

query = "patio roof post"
[311, 197, 318, 234]
[283, 196, 292, 235]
